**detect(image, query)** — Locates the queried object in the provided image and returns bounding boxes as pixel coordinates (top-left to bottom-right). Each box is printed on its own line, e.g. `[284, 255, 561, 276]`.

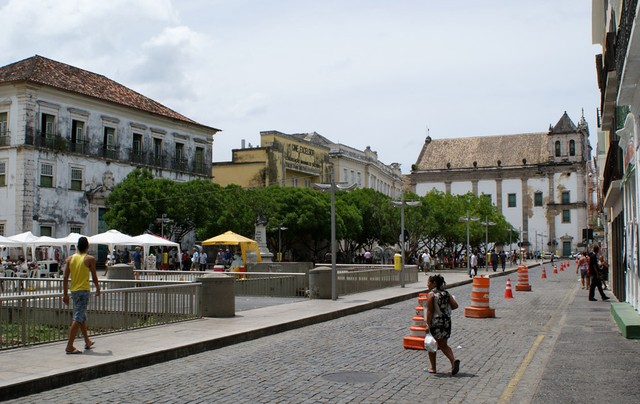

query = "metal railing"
[0, 282, 200, 350]
[228, 272, 307, 297]
[336, 265, 418, 295]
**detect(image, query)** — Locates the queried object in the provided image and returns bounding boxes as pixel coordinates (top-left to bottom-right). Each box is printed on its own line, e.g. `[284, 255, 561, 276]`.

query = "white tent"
[132, 234, 180, 267]
[87, 229, 138, 252]
[33, 236, 68, 247]
[56, 232, 87, 246]
[8, 231, 40, 260]
[0, 235, 22, 247]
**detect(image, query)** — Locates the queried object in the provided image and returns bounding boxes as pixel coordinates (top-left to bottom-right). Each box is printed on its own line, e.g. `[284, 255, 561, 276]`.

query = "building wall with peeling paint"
[0, 82, 216, 240]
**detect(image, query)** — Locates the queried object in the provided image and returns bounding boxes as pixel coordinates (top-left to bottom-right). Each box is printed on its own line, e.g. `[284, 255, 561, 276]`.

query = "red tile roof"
[0, 55, 219, 131]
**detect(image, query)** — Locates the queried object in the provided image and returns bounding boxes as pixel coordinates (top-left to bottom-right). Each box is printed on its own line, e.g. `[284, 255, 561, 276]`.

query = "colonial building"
[593, 0, 640, 314]
[212, 130, 403, 197]
[0, 55, 219, 238]
[409, 112, 590, 257]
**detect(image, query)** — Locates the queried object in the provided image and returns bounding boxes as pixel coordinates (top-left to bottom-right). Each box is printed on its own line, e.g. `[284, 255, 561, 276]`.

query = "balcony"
[129, 149, 147, 164]
[0, 131, 9, 146]
[171, 157, 188, 172]
[150, 154, 166, 169]
[193, 161, 210, 175]
[100, 146, 118, 160]
[68, 139, 89, 154]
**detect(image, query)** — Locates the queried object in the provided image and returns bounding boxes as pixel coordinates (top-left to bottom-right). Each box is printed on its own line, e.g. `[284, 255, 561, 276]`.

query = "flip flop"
[451, 360, 460, 376]
[84, 341, 95, 350]
[424, 368, 436, 374]
[65, 348, 82, 355]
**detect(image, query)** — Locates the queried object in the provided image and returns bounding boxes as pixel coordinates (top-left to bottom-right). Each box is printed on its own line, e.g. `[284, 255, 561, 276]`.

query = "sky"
[0, 0, 600, 173]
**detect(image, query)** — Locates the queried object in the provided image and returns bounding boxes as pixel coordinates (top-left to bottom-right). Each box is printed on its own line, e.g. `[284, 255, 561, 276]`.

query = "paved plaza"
[3, 261, 640, 403]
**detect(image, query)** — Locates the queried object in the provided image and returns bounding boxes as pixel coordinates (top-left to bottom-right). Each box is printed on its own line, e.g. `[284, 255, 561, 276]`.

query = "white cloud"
[0, 0, 600, 171]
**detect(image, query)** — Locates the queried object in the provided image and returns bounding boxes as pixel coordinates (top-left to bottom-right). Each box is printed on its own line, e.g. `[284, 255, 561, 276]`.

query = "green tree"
[104, 168, 160, 235]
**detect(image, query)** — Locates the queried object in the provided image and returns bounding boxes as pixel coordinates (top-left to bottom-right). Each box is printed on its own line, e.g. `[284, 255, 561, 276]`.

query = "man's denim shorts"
[71, 290, 90, 323]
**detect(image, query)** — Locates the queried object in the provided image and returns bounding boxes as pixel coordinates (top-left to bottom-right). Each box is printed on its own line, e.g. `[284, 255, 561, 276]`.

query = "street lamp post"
[278, 224, 287, 262]
[389, 192, 421, 288]
[313, 163, 355, 300]
[459, 210, 479, 275]
[480, 216, 496, 264]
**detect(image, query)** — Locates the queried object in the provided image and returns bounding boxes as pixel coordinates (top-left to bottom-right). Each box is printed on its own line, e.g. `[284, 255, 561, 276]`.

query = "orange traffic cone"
[504, 278, 514, 299]
[541, 267, 547, 279]
[559, 263, 564, 271]
[553, 264, 558, 274]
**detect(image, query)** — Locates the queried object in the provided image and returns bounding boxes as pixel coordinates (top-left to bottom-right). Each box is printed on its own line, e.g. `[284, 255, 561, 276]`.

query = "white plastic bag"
[424, 332, 438, 353]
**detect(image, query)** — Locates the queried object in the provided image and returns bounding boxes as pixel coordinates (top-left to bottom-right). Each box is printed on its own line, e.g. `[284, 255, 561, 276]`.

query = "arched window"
[569, 139, 575, 156]
[555, 141, 561, 157]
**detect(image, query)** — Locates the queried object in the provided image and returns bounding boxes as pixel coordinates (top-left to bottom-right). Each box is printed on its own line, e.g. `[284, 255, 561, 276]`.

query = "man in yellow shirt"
[62, 236, 100, 354]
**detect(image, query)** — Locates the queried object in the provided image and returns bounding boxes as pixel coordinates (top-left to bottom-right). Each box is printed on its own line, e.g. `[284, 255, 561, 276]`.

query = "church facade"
[408, 112, 591, 256]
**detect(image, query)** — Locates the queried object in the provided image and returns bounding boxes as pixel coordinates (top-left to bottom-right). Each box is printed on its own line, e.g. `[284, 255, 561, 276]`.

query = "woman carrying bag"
[425, 274, 460, 375]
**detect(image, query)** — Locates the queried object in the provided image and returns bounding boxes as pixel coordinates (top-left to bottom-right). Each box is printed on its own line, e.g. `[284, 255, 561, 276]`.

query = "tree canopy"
[104, 169, 520, 263]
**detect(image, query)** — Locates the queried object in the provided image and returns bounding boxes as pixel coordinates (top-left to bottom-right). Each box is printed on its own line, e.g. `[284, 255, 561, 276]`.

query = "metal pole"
[467, 216, 471, 273]
[278, 226, 282, 262]
[400, 191, 405, 288]
[330, 166, 337, 300]
[485, 215, 489, 259]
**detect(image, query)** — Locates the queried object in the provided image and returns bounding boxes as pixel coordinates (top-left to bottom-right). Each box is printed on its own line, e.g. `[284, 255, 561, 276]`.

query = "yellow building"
[212, 131, 330, 188]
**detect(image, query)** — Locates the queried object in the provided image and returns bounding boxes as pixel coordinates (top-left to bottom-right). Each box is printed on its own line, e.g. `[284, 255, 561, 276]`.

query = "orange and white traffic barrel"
[464, 276, 496, 318]
[515, 265, 532, 291]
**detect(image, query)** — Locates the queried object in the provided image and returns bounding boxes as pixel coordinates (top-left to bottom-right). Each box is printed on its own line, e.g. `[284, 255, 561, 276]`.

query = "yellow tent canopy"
[201, 231, 262, 265]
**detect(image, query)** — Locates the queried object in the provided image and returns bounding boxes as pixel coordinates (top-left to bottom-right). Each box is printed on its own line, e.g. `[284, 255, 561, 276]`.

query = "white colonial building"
[0, 55, 219, 239]
[409, 112, 590, 257]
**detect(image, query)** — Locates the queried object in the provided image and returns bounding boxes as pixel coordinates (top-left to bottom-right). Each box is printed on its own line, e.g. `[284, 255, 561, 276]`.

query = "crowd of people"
[575, 244, 610, 301]
[104, 245, 245, 273]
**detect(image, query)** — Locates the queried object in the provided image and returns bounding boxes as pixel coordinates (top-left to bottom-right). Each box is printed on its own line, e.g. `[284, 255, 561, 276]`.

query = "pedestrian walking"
[500, 250, 507, 272]
[424, 274, 460, 375]
[598, 255, 610, 290]
[62, 236, 100, 354]
[587, 245, 609, 302]
[490, 249, 498, 272]
[576, 253, 588, 289]
[191, 247, 200, 271]
[469, 251, 478, 278]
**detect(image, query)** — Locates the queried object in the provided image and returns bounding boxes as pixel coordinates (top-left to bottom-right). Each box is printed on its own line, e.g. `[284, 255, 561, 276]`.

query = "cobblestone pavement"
[8, 264, 640, 403]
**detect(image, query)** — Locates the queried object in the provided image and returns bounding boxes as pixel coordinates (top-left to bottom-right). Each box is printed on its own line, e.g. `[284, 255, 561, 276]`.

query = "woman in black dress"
[425, 274, 460, 375]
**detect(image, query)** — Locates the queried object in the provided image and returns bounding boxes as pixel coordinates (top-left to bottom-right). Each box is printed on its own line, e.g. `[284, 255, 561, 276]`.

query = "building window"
[40, 163, 54, 188]
[508, 193, 516, 208]
[132, 133, 143, 162]
[0, 160, 5, 187]
[555, 141, 561, 157]
[69, 225, 82, 234]
[292, 177, 298, 187]
[153, 138, 163, 166]
[0, 222, 4, 236]
[562, 209, 571, 223]
[70, 167, 83, 191]
[561, 191, 570, 204]
[304, 178, 310, 187]
[350, 170, 355, 185]
[0, 112, 8, 145]
[534, 192, 543, 207]
[569, 140, 576, 156]
[41, 113, 56, 138]
[194, 147, 204, 173]
[70, 120, 85, 153]
[357, 172, 362, 186]
[103, 127, 116, 159]
[40, 225, 53, 237]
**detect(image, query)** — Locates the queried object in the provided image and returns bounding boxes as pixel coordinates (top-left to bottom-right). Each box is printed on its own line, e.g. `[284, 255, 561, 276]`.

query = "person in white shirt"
[469, 251, 478, 278]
